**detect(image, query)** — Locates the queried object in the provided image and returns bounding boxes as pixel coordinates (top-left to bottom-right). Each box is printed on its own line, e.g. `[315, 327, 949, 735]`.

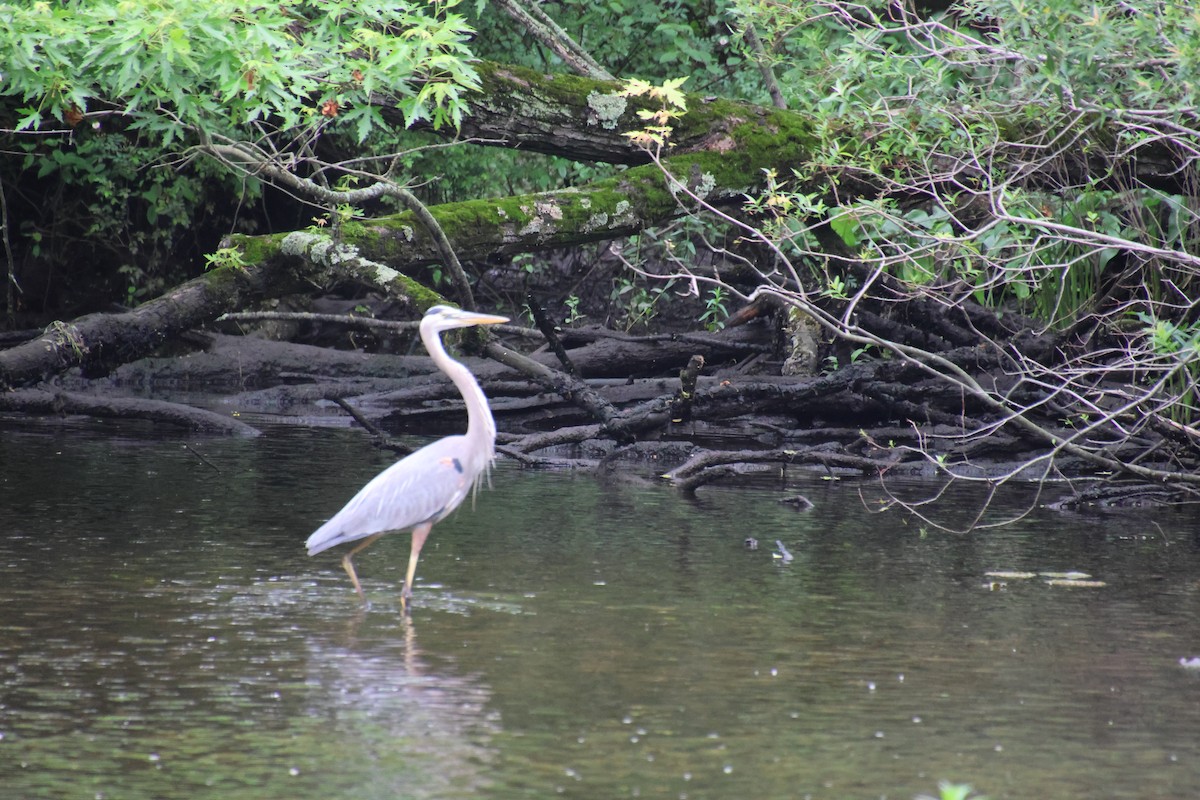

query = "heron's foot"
[400, 583, 414, 615]
[352, 585, 371, 609]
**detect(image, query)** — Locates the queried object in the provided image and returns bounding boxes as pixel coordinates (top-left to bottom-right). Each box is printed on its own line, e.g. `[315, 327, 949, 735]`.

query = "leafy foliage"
[2, 0, 478, 141]
[0, 0, 478, 314]
[625, 0, 1200, 487]
[729, 0, 1200, 335]
[620, 76, 689, 149]
[469, 0, 752, 96]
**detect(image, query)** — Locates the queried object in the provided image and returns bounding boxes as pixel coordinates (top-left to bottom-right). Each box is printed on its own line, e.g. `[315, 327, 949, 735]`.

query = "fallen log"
[0, 389, 261, 436]
[663, 447, 903, 492]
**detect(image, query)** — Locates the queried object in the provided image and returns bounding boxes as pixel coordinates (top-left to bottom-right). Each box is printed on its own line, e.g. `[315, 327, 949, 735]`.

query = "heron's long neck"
[426, 328, 496, 456]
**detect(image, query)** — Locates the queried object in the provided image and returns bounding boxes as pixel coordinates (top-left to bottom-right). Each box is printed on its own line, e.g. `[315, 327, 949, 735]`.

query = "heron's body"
[305, 305, 507, 609]
[305, 434, 486, 555]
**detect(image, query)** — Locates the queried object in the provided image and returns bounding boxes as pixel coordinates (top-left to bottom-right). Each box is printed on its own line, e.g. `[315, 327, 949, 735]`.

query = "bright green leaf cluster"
[1, 0, 479, 143]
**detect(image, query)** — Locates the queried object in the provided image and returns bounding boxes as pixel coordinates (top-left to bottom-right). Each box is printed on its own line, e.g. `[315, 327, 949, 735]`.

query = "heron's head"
[423, 305, 509, 332]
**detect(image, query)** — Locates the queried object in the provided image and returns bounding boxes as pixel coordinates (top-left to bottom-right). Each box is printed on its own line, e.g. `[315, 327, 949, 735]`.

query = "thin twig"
[491, 0, 615, 80]
[526, 294, 579, 378]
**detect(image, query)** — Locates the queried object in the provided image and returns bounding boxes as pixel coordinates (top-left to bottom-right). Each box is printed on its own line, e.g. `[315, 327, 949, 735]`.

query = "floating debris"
[778, 494, 814, 510]
[744, 537, 759, 551]
[984, 570, 1104, 588]
[773, 540, 794, 564]
[1179, 657, 1200, 669]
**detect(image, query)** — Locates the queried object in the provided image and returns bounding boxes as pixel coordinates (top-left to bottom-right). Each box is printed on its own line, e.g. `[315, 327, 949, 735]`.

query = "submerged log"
[0, 389, 261, 435]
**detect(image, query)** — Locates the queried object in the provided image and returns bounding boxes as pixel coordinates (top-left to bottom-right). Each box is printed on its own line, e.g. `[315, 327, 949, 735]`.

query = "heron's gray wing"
[306, 436, 473, 555]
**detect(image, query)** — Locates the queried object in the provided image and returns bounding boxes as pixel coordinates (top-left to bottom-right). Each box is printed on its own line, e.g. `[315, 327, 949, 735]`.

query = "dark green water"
[3, 421, 1200, 799]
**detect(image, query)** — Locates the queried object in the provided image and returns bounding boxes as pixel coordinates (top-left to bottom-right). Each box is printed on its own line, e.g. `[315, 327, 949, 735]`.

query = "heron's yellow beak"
[424, 304, 510, 330]
[460, 312, 509, 326]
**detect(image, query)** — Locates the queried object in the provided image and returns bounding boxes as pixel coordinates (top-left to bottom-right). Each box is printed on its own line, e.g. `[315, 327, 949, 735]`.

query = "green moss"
[332, 220, 370, 243]
[224, 232, 286, 266]
[387, 273, 443, 308]
[198, 259, 247, 295]
[475, 61, 608, 121]
[730, 109, 819, 168]
[218, 68, 823, 276]
[473, 59, 821, 203]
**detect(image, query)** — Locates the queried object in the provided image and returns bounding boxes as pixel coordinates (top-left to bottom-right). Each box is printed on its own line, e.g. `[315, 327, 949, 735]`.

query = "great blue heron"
[306, 305, 508, 609]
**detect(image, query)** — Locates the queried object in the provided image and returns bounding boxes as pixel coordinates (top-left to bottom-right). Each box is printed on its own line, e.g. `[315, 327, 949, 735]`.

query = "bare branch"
[490, 0, 614, 81]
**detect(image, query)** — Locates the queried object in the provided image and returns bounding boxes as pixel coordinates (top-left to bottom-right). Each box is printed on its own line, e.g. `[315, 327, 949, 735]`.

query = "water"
[2, 421, 1200, 799]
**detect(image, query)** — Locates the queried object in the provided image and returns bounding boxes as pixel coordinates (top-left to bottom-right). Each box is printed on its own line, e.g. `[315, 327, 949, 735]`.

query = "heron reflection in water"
[306, 305, 508, 610]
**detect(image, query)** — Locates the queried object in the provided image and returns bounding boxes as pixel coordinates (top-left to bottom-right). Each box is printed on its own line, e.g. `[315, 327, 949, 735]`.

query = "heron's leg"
[341, 533, 385, 600]
[400, 522, 434, 612]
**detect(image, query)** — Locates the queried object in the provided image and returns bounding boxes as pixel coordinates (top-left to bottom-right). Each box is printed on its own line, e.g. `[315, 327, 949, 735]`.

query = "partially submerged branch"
[0, 389, 260, 435]
[664, 448, 896, 492]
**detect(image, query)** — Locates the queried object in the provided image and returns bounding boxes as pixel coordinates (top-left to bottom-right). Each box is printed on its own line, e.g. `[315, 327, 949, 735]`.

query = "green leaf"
[829, 210, 860, 247]
[16, 109, 43, 131]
